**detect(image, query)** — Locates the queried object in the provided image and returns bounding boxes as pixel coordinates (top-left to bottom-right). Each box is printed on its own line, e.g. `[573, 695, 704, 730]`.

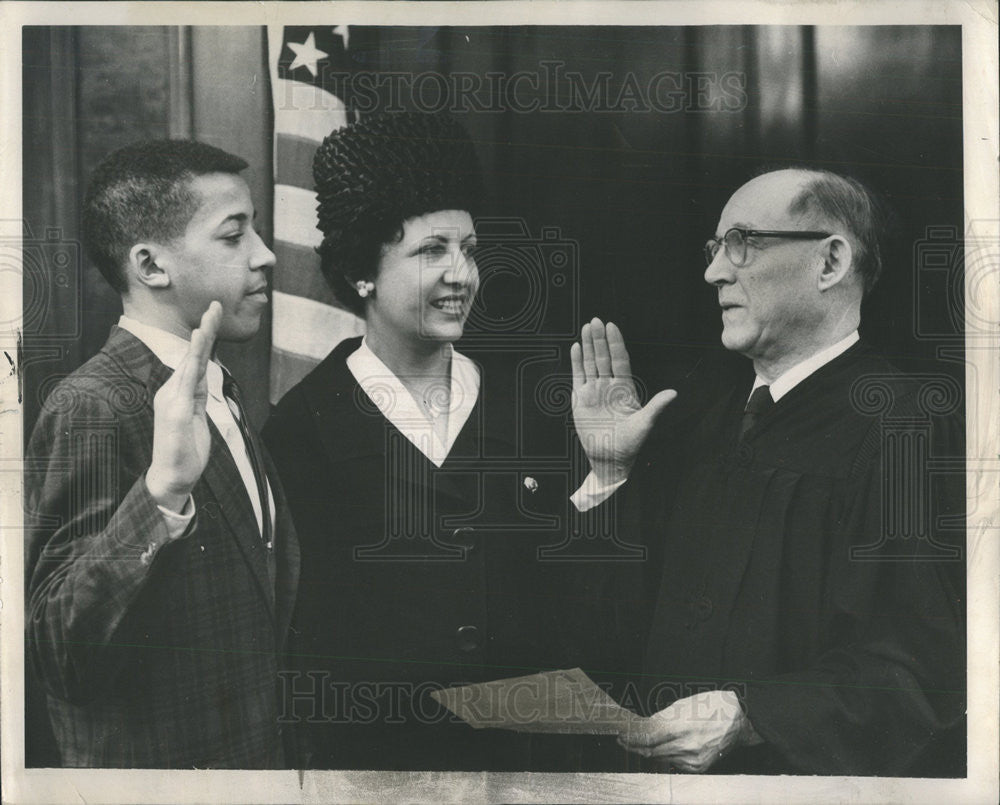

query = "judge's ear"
[816, 235, 854, 293]
[127, 243, 171, 290]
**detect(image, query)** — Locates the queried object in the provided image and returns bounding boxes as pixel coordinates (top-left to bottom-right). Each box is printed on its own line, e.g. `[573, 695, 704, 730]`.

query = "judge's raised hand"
[571, 318, 676, 486]
[145, 302, 223, 512]
[617, 690, 761, 773]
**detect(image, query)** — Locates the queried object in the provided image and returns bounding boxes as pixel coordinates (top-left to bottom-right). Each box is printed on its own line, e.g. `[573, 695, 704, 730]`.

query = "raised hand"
[145, 302, 223, 511]
[570, 318, 676, 486]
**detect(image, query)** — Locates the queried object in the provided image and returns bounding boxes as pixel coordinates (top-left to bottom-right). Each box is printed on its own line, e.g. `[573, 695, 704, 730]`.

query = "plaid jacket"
[25, 327, 300, 768]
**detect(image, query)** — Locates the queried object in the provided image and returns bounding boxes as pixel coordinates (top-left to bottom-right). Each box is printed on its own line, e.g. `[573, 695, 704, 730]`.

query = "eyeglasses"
[704, 228, 832, 267]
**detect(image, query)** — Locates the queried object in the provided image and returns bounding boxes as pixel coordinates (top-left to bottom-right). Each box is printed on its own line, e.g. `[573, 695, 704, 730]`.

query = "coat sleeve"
[24, 378, 179, 705]
[740, 415, 966, 775]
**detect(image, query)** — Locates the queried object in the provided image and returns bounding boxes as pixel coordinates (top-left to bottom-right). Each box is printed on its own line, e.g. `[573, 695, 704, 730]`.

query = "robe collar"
[751, 330, 860, 403]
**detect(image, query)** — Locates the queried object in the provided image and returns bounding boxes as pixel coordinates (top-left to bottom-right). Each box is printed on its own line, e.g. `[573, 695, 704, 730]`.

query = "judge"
[571, 168, 965, 775]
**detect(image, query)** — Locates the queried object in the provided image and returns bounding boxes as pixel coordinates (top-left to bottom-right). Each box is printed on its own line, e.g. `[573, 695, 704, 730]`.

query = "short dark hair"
[82, 139, 249, 293]
[785, 169, 885, 296]
[312, 112, 483, 317]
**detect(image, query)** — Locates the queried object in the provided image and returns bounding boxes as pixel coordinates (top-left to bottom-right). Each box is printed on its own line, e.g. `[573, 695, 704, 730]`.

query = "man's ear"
[817, 235, 854, 292]
[128, 243, 171, 289]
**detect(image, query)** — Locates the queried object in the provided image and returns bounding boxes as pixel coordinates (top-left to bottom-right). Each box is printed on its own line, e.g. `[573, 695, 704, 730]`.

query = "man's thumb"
[640, 389, 677, 423]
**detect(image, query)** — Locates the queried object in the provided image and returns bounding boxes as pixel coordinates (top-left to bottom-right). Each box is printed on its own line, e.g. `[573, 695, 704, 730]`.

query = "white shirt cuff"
[157, 495, 196, 540]
[571, 471, 627, 512]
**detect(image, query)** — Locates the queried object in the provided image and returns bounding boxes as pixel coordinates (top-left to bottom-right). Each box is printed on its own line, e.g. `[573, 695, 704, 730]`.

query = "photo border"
[2, 2, 996, 803]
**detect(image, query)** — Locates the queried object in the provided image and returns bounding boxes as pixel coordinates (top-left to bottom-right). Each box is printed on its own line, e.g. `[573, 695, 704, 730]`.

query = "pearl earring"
[355, 280, 375, 298]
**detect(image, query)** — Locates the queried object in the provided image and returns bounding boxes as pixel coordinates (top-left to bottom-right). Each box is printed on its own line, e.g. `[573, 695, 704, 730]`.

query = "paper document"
[430, 667, 643, 735]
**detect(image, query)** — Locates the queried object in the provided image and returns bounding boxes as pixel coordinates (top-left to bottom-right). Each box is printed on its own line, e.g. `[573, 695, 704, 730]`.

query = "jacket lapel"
[104, 326, 279, 621]
[199, 423, 277, 618]
[302, 339, 531, 507]
[301, 338, 397, 466]
[311, 342, 491, 509]
[262, 446, 300, 643]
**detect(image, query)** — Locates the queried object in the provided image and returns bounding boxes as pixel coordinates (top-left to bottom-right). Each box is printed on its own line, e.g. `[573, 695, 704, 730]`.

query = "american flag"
[267, 25, 364, 403]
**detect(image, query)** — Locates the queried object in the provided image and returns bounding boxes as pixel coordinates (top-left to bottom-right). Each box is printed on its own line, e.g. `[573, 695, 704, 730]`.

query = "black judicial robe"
[629, 341, 966, 776]
[263, 337, 617, 770]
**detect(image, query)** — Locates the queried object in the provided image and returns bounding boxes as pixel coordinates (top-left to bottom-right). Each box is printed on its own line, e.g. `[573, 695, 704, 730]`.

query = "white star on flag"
[288, 32, 327, 78]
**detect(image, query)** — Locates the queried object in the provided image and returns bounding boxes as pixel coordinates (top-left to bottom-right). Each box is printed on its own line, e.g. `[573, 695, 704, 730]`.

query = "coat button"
[455, 625, 481, 652]
[735, 443, 754, 467]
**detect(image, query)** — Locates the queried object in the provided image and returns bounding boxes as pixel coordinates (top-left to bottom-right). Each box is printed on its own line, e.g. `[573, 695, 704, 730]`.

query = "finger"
[192, 301, 222, 372]
[617, 721, 675, 750]
[591, 319, 612, 376]
[638, 389, 678, 424]
[605, 322, 632, 380]
[570, 342, 583, 390]
[177, 302, 222, 399]
[616, 737, 652, 758]
[618, 731, 664, 749]
[618, 732, 683, 759]
[200, 299, 223, 341]
[649, 745, 716, 775]
[581, 322, 597, 383]
[173, 329, 205, 401]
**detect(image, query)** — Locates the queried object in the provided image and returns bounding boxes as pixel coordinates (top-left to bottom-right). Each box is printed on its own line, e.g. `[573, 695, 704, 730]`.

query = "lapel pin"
[523, 476, 539, 494]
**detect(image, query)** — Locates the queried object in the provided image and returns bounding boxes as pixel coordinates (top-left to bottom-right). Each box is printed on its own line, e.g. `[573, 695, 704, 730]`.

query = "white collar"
[346, 337, 480, 467]
[752, 330, 860, 403]
[118, 315, 226, 403]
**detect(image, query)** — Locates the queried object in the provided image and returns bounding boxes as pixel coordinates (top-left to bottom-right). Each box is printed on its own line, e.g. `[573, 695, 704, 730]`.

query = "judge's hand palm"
[571, 318, 676, 485]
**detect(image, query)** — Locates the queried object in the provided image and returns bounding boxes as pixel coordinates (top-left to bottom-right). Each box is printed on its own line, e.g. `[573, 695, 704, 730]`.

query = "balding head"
[705, 168, 874, 379]
[775, 168, 884, 296]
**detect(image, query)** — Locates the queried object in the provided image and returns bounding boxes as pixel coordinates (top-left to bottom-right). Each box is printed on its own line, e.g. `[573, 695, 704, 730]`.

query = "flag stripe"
[268, 25, 362, 404]
[271, 290, 364, 359]
[275, 134, 323, 191]
[270, 347, 333, 405]
[272, 242, 338, 305]
[272, 78, 349, 142]
[273, 184, 322, 249]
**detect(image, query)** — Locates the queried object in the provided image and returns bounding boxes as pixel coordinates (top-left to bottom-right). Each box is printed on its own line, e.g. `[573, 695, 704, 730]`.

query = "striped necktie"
[221, 370, 273, 549]
[740, 385, 774, 439]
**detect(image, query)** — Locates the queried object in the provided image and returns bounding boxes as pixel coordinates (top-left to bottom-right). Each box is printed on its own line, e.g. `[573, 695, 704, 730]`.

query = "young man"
[25, 140, 299, 768]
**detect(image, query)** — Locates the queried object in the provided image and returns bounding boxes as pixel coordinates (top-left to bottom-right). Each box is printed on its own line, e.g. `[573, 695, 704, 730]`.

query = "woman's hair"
[312, 112, 484, 316]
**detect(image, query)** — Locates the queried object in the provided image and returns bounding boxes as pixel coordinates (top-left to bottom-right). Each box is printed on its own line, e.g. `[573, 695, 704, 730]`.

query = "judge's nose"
[704, 248, 736, 287]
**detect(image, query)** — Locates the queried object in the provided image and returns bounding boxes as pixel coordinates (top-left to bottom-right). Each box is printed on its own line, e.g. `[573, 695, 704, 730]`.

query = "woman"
[263, 113, 629, 771]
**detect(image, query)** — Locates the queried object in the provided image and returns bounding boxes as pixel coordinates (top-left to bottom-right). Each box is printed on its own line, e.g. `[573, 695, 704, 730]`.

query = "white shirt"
[573, 330, 862, 511]
[119, 316, 275, 541]
[346, 338, 480, 467]
[751, 330, 859, 402]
